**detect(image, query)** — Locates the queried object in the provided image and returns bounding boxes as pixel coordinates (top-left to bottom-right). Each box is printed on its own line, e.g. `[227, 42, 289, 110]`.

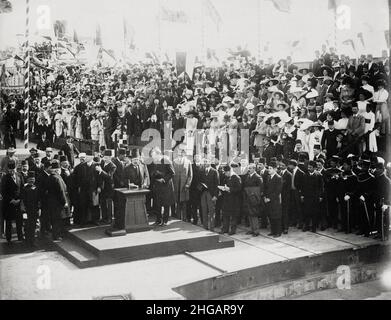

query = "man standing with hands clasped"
[264, 162, 283, 238]
[301, 161, 324, 232]
[200, 157, 219, 231]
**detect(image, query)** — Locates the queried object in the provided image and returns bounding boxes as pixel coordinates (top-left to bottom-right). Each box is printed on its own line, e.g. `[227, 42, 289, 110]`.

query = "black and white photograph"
[0, 0, 391, 305]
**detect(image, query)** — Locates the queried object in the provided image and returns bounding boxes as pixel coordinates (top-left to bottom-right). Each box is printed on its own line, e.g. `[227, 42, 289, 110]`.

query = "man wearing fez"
[199, 156, 218, 231]
[172, 146, 193, 221]
[301, 160, 324, 232]
[324, 155, 343, 229]
[148, 147, 175, 226]
[20, 160, 29, 181]
[219, 164, 242, 235]
[112, 148, 127, 189]
[264, 161, 283, 237]
[41, 147, 54, 165]
[60, 136, 80, 168]
[1, 160, 24, 243]
[321, 120, 340, 158]
[354, 158, 376, 236]
[0, 147, 18, 173]
[26, 147, 38, 169]
[338, 158, 358, 233]
[20, 171, 40, 247]
[47, 160, 68, 240]
[372, 159, 391, 239]
[279, 159, 292, 234]
[288, 159, 305, 229]
[101, 150, 116, 224]
[124, 149, 143, 188]
[242, 163, 263, 237]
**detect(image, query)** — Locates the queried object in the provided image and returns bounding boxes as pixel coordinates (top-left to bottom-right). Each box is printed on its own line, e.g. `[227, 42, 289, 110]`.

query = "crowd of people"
[0, 44, 390, 246]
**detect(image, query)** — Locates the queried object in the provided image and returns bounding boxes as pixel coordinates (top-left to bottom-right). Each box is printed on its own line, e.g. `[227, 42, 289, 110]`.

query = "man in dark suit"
[263, 137, 276, 164]
[278, 159, 292, 234]
[200, 157, 219, 231]
[243, 163, 263, 236]
[26, 148, 38, 169]
[1, 160, 24, 243]
[288, 159, 305, 229]
[124, 150, 143, 187]
[112, 148, 127, 189]
[264, 162, 283, 237]
[321, 120, 340, 159]
[220, 165, 242, 235]
[60, 136, 80, 168]
[187, 155, 203, 225]
[324, 156, 343, 229]
[301, 161, 324, 232]
[46, 160, 68, 240]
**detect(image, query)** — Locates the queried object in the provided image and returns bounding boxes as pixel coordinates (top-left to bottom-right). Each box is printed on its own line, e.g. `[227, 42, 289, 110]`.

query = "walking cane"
[362, 199, 371, 230]
[346, 200, 350, 233]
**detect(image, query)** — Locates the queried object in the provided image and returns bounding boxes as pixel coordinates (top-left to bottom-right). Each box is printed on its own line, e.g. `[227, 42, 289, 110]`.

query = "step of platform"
[52, 237, 98, 269]
[54, 220, 235, 268]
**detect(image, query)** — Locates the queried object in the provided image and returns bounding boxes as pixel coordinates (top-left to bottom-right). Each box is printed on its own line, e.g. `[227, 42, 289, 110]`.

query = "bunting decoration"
[203, 0, 222, 31]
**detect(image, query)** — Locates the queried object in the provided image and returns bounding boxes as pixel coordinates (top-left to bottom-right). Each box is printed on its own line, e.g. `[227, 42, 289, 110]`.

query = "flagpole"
[334, 4, 337, 53]
[257, 0, 261, 61]
[24, 0, 30, 149]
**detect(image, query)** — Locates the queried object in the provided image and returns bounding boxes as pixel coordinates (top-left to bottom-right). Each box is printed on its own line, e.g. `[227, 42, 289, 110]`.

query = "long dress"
[75, 116, 83, 140]
[54, 113, 63, 138]
[373, 88, 390, 135]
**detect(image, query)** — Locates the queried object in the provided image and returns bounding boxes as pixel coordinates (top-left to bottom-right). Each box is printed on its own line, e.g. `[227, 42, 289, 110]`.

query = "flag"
[328, 0, 336, 10]
[73, 30, 78, 44]
[204, 0, 222, 31]
[342, 39, 356, 52]
[176, 52, 186, 76]
[53, 20, 67, 39]
[385, 30, 390, 49]
[94, 24, 102, 46]
[357, 32, 365, 48]
[160, 5, 188, 23]
[266, 0, 291, 13]
[292, 40, 300, 48]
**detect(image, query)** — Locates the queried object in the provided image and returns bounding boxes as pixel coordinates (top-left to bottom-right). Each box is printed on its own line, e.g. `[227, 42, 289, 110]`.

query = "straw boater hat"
[357, 88, 373, 100]
[246, 103, 255, 110]
[305, 89, 319, 99]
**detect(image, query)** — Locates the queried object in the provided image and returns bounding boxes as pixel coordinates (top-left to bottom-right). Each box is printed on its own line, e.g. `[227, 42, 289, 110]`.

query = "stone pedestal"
[106, 188, 152, 237]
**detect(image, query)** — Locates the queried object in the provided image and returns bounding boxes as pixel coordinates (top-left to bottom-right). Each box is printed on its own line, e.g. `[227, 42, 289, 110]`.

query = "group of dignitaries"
[0, 138, 390, 246]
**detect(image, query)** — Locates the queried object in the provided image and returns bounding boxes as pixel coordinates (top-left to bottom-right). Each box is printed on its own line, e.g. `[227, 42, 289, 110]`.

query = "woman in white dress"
[54, 111, 63, 138]
[90, 114, 100, 141]
[362, 105, 377, 153]
[308, 123, 324, 160]
[75, 112, 83, 140]
[373, 80, 390, 135]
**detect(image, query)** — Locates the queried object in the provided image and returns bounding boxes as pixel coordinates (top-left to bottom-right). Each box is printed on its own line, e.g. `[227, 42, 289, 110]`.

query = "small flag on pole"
[385, 30, 390, 49]
[357, 32, 365, 48]
[342, 39, 356, 52]
[266, 0, 291, 13]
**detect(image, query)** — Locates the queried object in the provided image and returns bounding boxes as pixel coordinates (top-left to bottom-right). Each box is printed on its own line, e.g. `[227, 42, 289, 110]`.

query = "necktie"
[291, 170, 296, 189]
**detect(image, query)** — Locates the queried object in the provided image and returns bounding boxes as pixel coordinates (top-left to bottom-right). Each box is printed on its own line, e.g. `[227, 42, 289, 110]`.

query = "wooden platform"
[51, 219, 235, 268]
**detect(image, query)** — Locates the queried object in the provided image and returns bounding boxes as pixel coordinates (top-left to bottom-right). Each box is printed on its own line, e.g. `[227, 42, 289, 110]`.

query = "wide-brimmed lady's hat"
[265, 78, 279, 86]
[357, 88, 373, 100]
[265, 116, 281, 125]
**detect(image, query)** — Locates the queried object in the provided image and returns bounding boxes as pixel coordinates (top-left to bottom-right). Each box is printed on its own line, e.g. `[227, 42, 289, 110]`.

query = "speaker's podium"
[106, 188, 152, 237]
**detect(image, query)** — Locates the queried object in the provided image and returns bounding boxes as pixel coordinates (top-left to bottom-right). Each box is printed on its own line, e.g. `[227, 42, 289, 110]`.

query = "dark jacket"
[200, 167, 219, 198]
[112, 157, 126, 188]
[1, 172, 24, 220]
[242, 172, 263, 216]
[148, 157, 176, 207]
[60, 143, 80, 167]
[221, 173, 242, 216]
[264, 173, 283, 219]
